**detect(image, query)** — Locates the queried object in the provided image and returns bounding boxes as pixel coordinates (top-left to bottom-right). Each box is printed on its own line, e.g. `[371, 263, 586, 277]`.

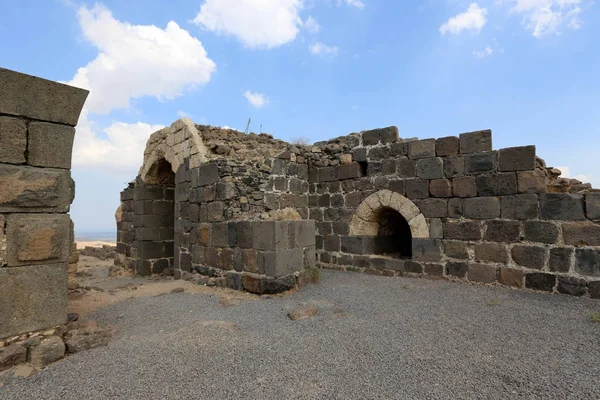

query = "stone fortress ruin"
[1, 66, 599, 343]
[116, 116, 600, 298]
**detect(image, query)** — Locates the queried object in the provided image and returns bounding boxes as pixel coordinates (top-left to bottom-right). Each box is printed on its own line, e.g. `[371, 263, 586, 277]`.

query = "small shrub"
[588, 311, 600, 323]
[305, 266, 321, 284]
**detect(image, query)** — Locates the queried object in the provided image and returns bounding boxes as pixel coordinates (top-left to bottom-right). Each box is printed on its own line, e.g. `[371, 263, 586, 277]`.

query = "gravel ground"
[2, 270, 599, 399]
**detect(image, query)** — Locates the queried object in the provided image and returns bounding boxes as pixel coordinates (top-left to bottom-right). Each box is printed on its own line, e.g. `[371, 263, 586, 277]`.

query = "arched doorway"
[349, 190, 429, 259]
[135, 157, 176, 276]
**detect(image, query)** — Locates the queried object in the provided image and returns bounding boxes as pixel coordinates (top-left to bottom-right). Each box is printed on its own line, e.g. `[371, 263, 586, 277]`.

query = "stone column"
[0, 68, 88, 338]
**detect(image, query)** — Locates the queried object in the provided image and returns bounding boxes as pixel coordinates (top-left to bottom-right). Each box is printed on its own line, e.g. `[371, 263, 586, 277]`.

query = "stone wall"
[0, 68, 88, 338]
[116, 120, 599, 299]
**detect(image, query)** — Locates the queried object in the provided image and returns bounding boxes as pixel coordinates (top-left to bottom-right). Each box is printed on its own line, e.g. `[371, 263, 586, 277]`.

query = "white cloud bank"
[68, 4, 216, 172]
[244, 91, 269, 108]
[193, 0, 304, 49]
[440, 3, 487, 35]
[556, 166, 596, 186]
[309, 42, 339, 57]
[508, 0, 583, 37]
[69, 4, 216, 114]
[338, 0, 365, 9]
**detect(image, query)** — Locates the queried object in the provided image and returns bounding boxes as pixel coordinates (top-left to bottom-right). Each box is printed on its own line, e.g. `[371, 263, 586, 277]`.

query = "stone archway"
[139, 118, 209, 183]
[349, 190, 429, 239]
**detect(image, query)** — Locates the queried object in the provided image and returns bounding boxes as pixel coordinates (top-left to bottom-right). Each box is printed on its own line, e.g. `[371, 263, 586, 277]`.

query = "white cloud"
[556, 165, 595, 185]
[68, 4, 215, 172]
[338, 0, 366, 8]
[68, 4, 216, 115]
[508, 0, 583, 37]
[309, 42, 339, 57]
[244, 91, 269, 108]
[72, 111, 164, 172]
[440, 3, 487, 35]
[193, 0, 303, 49]
[473, 46, 494, 58]
[304, 16, 321, 33]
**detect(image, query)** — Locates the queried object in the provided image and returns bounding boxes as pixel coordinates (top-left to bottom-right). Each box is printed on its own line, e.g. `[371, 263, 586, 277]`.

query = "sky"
[1, 0, 599, 234]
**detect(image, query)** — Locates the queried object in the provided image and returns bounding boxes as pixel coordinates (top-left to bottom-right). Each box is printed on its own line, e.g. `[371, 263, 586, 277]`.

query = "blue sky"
[1, 0, 598, 233]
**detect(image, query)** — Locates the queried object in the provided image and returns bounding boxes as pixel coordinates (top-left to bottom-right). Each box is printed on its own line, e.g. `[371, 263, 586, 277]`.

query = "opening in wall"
[136, 157, 175, 275]
[373, 207, 412, 259]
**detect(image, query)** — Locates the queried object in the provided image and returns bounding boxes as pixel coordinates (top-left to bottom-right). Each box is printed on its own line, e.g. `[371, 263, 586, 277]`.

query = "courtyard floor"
[1, 267, 599, 399]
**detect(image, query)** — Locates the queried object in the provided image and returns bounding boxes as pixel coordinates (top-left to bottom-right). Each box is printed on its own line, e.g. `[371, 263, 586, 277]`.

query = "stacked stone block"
[115, 187, 136, 270]
[308, 128, 599, 299]
[133, 183, 175, 275]
[189, 220, 316, 294]
[0, 68, 88, 338]
[116, 120, 599, 298]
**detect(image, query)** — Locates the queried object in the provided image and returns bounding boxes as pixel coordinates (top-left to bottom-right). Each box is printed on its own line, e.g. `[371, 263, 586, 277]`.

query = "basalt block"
[459, 130, 492, 154]
[0, 263, 68, 338]
[0, 165, 74, 213]
[6, 214, 70, 266]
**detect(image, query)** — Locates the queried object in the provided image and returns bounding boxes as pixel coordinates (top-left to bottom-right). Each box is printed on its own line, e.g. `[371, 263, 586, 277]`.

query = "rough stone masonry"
[116, 119, 600, 299]
[0, 68, 88, 338]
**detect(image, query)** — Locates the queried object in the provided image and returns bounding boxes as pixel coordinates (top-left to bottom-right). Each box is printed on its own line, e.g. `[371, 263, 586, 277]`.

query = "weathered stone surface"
[562, 222, 600, 246]
[501, 194, 538, 220]
[416, 158, 443, 180]
[0, 165, 74, 213]
[498, 268, 524, 288]
[459, 130, 492, 154]
[484, 220, 521, 243]
[511, 245, 546, 269]
[446, 262, 468, 278]
[525, 273, 555, 292]
[463, 197, 500, 219]
[412, 238, 442, 262]
[0, 264, 67, 338]
[362, 129, 380, 145]
[452, 176, 477, 198]
[428, 218, 443, 239]
[443, 156, 465, 178]
[28, 122, 75, 169]
[30, 336, 65, 369]
[548, 248, 572, 273]
[557, 276, 587, 297]
[468, 264, 496, 283]
[476, 173, 517, 196]
[6, 214, 70, 266]
[523, 221, 558, 244]
[498, 146, 536, 172]
[207, 202, 224, 221]
[447, 198, 464, 218]
[259, 248, 304, 277]
[574, 249, 600, 277]
[443, 240, 469, 259]
[195, 163, 219, 187]
[585, 193, 600, 220]
[589, 281, 600, 299]
[443, 221, 482, 240]
[405, 179, 430, 200]
[474, 243, 508, 264]
[416, 198, 447, 218]
[429, 179, 452, 197]
[368, 147, 390, 161]
[0, 116, 27, 164]
[465, 152, 497, 175]
[338, 163, 362, 180]
[0, 343, 26, 371]
[436, 136, 459, 157]
[539, 194, 585, 221]
[517, 170, 547, 194]
[64, 325, 113, 354]
[409, 139, 435, 159]
[0, 67, 89, 126]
